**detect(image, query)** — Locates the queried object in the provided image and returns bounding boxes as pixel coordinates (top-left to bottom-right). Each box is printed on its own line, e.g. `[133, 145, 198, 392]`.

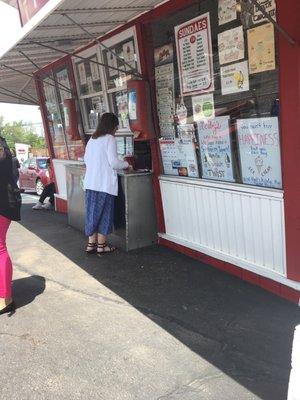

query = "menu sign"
[159, 139, 199, 177]
[17, 0, 50, 25]
[237, 117, 282, 188]
[247, 23, 275, 74]
[218, 26, 245, 65]
[155, 62, 175, 138]
[175, 13, 214, 96]
[197, 116, 235, 182]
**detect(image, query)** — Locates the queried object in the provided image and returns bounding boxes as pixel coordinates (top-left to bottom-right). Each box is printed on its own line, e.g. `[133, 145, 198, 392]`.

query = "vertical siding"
[160, 179, 286, 277]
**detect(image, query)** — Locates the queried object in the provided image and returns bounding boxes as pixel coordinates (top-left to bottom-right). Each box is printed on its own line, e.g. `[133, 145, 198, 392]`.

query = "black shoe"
[0, 301, 15, 316]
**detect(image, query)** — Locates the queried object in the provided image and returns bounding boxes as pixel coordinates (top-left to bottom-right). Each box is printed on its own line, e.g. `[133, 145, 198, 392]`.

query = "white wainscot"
[159, 176, 287, 281]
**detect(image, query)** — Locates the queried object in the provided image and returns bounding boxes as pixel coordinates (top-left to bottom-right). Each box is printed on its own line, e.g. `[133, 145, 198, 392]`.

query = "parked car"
[19, 157, 51, 195]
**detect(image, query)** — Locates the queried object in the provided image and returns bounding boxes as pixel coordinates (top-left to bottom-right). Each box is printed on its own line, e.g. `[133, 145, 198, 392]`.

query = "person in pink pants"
[0, 136, 21, 315]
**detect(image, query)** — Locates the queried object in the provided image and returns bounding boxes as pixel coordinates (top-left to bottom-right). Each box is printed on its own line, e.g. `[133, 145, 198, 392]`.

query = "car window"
[29, 158, 37, 168]
[37, 159, 48, 169]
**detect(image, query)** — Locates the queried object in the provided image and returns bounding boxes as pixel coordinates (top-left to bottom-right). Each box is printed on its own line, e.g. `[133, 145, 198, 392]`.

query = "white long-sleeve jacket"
[84, 134, 129, 195]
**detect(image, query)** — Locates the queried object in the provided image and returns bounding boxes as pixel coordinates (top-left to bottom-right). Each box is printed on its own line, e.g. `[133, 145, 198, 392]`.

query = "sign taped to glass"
[175, 12, 214, 96]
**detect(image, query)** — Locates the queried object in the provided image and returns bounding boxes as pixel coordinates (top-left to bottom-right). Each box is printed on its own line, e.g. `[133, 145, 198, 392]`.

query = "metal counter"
[66, 164, 157, 251]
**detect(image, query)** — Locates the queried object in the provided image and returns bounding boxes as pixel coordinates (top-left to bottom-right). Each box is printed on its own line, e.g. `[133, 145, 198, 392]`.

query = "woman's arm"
[107, 136, 129, 170]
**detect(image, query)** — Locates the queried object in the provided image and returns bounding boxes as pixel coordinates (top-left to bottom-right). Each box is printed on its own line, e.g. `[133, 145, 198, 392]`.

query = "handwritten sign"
[220, 61, 249, 95]
[175, 12, 214, 96]
[159, 139, 199, 177]
[197, 116, 235, 182]
[237, 117, 282, 188]
[218, 0, 237, 25]
[247, 23, 275, 74]
[218, 26, 245, 65]
[253, 0, 276, 24]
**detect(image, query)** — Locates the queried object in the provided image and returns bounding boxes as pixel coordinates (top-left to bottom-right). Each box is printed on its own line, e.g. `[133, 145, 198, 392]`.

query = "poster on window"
[122, 41, 135, 70]
[253, 0, 276, 24]
[237, 117, 282, 188]
[155, 63, 175, 137]
[78, 62, 87, 85]
[107, 50, 118, 77]
[192, 93, 215, 121]
[218, 0, 237, 25]
[90, 58, 100, 81]
[175, 12, 214, 96]
[247, 23, 275, 74]
[218, 26, 245, 65]
[177, 124, 196, 141]
[154, 44, 174, 66]
[197, 116, 235, 182]
[160, 138, 199, 177]
[56, 69, 71, 102]
[116, 93, 129, 129]
[220, 61, 249, 95]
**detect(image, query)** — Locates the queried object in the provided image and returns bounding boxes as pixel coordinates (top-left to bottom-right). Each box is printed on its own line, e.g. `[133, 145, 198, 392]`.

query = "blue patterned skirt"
[85, 190, 115, 236]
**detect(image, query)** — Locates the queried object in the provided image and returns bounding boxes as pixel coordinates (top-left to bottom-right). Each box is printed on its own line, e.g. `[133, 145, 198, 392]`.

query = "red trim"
[277, 0, 300, 282]
[159, 237, 300, 304]
[55, 197, 68, 214]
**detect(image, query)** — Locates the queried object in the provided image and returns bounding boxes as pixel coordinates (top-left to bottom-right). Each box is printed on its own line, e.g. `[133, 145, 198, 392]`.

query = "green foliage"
[0, 118, 45, 150]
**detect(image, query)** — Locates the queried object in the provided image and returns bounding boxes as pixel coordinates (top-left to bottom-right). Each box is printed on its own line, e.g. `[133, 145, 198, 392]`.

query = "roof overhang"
[0, 0, 165, 105]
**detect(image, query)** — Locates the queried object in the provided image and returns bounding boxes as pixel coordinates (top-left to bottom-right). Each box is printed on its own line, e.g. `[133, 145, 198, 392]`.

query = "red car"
[19, 157, 51, 195]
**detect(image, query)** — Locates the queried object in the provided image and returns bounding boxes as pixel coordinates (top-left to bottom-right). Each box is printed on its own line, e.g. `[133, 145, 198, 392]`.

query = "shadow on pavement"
[13, 275, 46, 310]
[18, 202, 300, 400]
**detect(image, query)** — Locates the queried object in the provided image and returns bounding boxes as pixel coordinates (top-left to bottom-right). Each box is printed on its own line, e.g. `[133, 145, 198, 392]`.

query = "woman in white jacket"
[84, 113, 130, 255]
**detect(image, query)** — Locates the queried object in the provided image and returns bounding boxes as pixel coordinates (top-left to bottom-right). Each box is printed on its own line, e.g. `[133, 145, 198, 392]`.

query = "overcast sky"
[0, 103, 42, 125]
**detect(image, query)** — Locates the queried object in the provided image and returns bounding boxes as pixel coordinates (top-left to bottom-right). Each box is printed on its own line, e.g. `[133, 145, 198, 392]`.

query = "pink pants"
[0, 215, 12, 298]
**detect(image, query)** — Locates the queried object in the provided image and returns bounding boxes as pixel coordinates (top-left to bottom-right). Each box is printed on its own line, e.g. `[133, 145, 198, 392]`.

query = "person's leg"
[97, 194, 115, 254]
[0, 215, 13, 311]
[42, 183, 56, 209]
[33, 183, 53, 209]
[85, 190, 101, 253]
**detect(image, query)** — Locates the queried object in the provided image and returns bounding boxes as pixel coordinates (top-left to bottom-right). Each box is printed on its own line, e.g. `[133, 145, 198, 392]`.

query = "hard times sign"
[175, 13, 214, 96]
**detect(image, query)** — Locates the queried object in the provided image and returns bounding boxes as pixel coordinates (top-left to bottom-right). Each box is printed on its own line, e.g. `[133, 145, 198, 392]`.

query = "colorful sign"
[175, 12, 214, 96]
[17, 0, 50, 25]
[159, 139, 199, 177]
[253, 0, 276, 24]
[197, 116, 235, 182]
[154, 44, 174, 66]
[218, 0, 237, 25]
[192, 93, 215, 121]
[237, 117, 282, 188]
[220, 61, 249, 95]
[218, 26, 245, 65]
[247, 23, 276, 74]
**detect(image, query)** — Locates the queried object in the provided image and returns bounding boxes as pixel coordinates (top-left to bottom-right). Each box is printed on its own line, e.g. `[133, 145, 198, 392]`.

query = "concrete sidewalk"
[1, 195, 299, 400]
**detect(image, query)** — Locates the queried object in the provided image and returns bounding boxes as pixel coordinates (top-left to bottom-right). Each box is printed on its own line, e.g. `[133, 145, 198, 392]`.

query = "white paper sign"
[218, 26, 245, 65]
[160, 138, 199, 177]
[123, 40, 135, 70]
[155, 63, 175, 137]
[237, 117, 282, 188]
[175, 12, 214, 96]
[192, 93, 215, 121]
[78, 63, 87, 85]
[253, 0, 276, 24]
[218, 0, 237, 25]
[107, 50, 118, 77]
[90, 58, 100, 81]
[197, 116, 235, 182]
[221, 61, 249, 95]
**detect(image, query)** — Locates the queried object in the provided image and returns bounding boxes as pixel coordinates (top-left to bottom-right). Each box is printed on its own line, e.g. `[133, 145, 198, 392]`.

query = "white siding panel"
[160, 178, 286, 278]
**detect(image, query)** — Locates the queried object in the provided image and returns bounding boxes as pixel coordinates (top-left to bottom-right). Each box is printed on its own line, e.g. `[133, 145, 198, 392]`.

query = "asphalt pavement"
[0, 193, 299, 400]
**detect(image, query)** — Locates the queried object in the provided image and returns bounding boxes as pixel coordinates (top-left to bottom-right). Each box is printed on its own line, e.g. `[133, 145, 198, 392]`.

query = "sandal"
[86, 242, 97, 254]
[97, 242, 116, 256]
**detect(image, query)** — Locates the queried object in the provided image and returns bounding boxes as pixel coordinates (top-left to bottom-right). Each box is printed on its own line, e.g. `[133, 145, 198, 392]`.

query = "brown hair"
[92, 112, 119, 139]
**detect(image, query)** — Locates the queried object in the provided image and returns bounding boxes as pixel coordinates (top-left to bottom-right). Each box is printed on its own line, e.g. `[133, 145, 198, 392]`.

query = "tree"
[0, 119, 45, 150]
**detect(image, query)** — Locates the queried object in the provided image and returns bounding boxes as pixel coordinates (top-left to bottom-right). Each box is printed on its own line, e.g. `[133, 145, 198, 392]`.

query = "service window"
[151, 0, 282, 189]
